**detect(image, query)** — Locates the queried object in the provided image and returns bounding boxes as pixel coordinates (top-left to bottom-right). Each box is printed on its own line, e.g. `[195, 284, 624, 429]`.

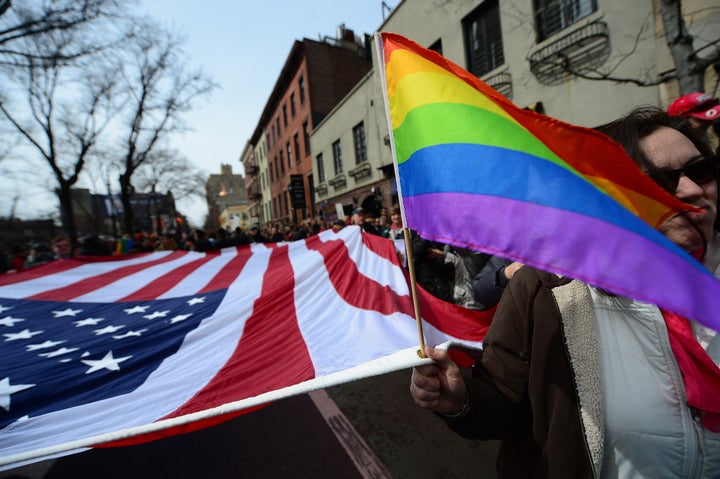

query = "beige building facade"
[310, 0, 719, 216]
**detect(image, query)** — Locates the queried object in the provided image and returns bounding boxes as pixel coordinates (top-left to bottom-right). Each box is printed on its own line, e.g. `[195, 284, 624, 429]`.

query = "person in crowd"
[350, 207, 381, 236]
[470, 256, 525, 310]
[290, 224, 308, 241]
[410, 106, 720, 478]
[667, 92, 720, 152]
[410, 232, 455, 303]
[331, 219, 345, 233]
[427, 245, 482, 310]
[231, 226, 249, 246]
[192, 229, 212, 252]
[376, 214, 391, 238]
[25, 242, 54, 267]
[387, 206, 405, 240]
[247, 224, 268, 244]
[6, 245, 27, 273]
[182, 236, 196, 251]
[379, 206, 389, 223]
[155, 233, 179, 251]
[80, 235, 112, 256]
[268, 225, 284, 243]
[52, 235, 73, 259]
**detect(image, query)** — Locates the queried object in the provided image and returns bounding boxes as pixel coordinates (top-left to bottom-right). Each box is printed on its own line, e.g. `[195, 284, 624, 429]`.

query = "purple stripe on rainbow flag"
[403, 192, 720, 326]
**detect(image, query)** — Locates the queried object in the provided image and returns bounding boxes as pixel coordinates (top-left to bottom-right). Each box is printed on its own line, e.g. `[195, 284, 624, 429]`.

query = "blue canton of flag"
[0, 290, 226, 429]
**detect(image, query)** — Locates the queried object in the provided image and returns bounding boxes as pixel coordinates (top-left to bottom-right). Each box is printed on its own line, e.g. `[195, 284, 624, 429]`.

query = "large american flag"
[0, 227, 489, 469]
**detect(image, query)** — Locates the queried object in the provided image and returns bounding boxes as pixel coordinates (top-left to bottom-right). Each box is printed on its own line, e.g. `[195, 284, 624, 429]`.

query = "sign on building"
[290, 174, 306, 209]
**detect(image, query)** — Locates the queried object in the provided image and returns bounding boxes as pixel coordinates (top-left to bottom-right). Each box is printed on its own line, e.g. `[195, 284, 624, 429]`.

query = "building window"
[273, 157, 279, 181]
[303, 121, 311, 156]
[352, 122, 367, 165]
[283, 104, 288, 127]
[287, 142, 293, 168]
[271, 126, 275, 146]
[280, 150, 285, 174]
[316, 153, 325, 183]
[290, 92, 296, 118]
[332, 140, 343, 175]
[298, 75, 306, 105]
[429, 39, 443, 55]
[294, 133, 301, 164]
[534, 0, 597, 41]
[276, 117, 281, 137]
[463, 0, 504, 77]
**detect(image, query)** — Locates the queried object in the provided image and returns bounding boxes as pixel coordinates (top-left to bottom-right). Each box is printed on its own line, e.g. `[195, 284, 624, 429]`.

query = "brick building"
[244, 26, 372, 225]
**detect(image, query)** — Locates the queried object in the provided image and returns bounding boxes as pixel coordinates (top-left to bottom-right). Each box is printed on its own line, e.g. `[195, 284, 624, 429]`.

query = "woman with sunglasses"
[410, 107, 720, 478]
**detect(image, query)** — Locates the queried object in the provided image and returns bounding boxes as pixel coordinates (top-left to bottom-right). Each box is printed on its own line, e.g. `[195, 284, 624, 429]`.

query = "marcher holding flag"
[374, 31, 720, 478]
[410, 109, 720, 477]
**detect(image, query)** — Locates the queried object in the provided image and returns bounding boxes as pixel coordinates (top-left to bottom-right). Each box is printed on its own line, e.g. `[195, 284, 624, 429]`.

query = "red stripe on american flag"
[27, 251, 189, 301]
[96, 405, 267, 448]
[0, 258, 85, 286]
[197, 246, 254, 293]
[306, 237, 414, 314]
[359, 231, 403, 266]
[163, 243, 314, 417]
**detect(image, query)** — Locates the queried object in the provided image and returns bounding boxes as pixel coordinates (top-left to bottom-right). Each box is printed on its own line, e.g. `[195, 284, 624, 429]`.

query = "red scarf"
[661, 248, 720, 432]
[662, 310, 720, 431]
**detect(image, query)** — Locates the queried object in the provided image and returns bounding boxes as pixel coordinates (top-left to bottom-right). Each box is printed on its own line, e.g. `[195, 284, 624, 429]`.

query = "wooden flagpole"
[401, 227, 427, 358]
[373, 32, 426, 358]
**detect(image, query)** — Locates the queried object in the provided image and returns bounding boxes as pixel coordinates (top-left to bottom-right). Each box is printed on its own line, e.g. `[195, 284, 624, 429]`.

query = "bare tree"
[133, 148, 207, 234]
[114, 23, 216, 235]
[530, 0, 719, 94]
[0, 0, 134, 244]
[0, 0, 129, 68]
[658, 0, 719, 93]
[0, 50, 123, 244]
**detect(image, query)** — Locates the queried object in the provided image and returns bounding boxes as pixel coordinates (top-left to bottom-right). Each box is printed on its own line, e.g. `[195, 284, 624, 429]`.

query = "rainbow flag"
[377, 32, 720, 331]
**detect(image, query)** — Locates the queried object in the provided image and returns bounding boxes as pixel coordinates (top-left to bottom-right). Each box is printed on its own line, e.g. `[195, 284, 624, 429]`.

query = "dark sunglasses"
[651, 155, 720, 192]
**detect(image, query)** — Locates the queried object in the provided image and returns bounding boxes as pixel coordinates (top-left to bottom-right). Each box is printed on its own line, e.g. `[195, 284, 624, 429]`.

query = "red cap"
[667, 93, 720, 122]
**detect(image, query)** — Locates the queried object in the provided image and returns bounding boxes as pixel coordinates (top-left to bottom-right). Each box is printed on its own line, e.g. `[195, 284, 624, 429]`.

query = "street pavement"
[0, 369, 499, 478]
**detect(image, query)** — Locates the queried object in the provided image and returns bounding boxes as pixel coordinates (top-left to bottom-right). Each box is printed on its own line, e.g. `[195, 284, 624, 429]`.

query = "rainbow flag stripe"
[378, 32, 720, 330]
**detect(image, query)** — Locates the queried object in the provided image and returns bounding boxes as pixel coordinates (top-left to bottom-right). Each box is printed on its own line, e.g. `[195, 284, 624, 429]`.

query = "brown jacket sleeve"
[445, 267, 594, 478]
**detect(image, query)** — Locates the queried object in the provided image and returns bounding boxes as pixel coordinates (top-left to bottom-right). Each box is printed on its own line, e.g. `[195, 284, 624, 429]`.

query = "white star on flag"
[169, 314, 192, 324]
[0, 305, 12, 314]
[4, 329, 43, 341]
[93, 325, 124, 335]
[0, 316, 25, 327]
[74, 318, 103, 327]
[143, 311, 169, 320]
[26, 340, 66, 351]
[81, 351, 132, 374]
[187, 297, 205, 306]
[0, 377, 35, 412]
[112, 330, 147, 339]
[123, 306, 149, 314]
[52, 308, 82, 318]
[38, 347, 79, 358]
